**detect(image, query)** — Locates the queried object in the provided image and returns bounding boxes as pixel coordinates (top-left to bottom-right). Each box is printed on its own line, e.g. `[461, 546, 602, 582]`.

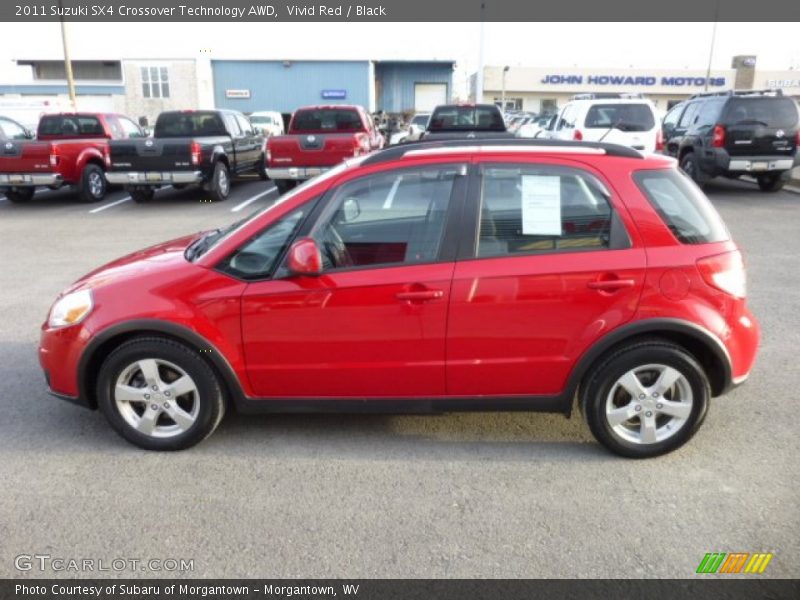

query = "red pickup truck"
[266, 105, 384, 193]
[0, 112, 145, 203]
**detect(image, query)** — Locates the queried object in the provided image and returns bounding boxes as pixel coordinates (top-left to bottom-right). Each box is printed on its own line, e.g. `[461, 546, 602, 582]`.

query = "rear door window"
[678, 102, 700, 128]
[428, 106, 505, 131]
[584, 104, 655, 132]
[722, 97, 800, 129]
[38, 115, 105, 137]
[475, 164, 629, 258]
[634, 169, 729, 244]
[292, 109, 364, 133]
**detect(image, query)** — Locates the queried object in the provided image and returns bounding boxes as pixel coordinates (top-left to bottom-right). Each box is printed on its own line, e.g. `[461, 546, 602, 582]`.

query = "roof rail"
[361, 138, 644, 166]
[689, 89, 784, 99]
[571, 92, 645, 100]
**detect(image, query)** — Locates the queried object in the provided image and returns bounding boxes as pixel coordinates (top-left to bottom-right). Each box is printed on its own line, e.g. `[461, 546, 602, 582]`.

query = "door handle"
[587, 278, 636, 291]
[396, 289, 444, 302]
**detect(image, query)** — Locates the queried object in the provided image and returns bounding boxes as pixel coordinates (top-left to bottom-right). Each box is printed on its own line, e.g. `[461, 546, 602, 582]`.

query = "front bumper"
[106, 170, 204, 186]
[0, 172, 63, 188]
[266, 166, 330, 180]
[39, 322, 94, 409]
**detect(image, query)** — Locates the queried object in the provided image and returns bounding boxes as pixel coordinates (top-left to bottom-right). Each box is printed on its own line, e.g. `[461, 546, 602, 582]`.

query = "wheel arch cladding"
[570, 319, 732, 402]
[78, 322, 245, 410]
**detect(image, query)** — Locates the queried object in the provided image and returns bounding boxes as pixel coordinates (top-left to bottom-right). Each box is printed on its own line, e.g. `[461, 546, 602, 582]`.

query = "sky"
[1, 21, 799, 96]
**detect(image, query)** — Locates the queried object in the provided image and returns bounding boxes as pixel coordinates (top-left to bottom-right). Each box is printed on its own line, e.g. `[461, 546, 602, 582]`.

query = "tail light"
[103, 146, 111, 168]
[573, 129, 583, 141]
[353, 134, 370, 156]
[265, 144, 271, 164]
[190, 141, 202, 166]
[655, 128, 664, 152]
[697, 250, 746, 298]
[711, 125, 726, 148]
[49, 144, 60, 167]
[795, 130, 800, 145]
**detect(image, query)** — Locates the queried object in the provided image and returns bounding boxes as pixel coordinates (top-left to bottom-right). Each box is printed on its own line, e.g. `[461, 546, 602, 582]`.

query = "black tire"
[257, 153, 269, 181]
[171, 184, 187, 190]
[96, 337, 225, 451]
[208, 161, 231, 202]
[275, 179, 296, 195]
[4, 188, 35, 203]
[130, 188, 155, 203]
[679, 152, 708, 189]
[581, 339, 710, 458]
[756, 174, 786, 192]
[77, 163, 107, 203]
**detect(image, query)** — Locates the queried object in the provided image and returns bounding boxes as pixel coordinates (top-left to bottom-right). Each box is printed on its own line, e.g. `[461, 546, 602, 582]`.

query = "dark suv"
[661, 90, 799, 192]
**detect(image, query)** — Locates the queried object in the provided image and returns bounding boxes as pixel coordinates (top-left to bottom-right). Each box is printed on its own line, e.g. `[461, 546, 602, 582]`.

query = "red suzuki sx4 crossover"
[39, 140, 760, 457]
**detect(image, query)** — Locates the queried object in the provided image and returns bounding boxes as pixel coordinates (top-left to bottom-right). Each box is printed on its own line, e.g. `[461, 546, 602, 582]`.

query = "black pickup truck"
[106, 109, 267, 202]
[420, 104, 513, 141]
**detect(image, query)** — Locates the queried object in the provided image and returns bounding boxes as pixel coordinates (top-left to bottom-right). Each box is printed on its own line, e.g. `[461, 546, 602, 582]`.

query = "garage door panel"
[415, 83, 447, 112]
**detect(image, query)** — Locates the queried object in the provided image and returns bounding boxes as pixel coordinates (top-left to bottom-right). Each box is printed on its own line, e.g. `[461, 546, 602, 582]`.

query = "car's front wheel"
[275, 179, 296, 195]
[97, 337, 225, 450]
[582, 340, 710, 458]
[78, 163, 107, 203]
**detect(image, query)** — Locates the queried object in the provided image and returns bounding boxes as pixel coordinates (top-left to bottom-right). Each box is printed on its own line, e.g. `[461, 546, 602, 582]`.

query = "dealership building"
[475, 56, 800, 114]
[0, 56, 454, 126]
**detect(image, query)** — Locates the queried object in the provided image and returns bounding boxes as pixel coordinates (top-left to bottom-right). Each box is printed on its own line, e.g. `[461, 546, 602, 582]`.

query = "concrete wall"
[122, 60, 199, 126]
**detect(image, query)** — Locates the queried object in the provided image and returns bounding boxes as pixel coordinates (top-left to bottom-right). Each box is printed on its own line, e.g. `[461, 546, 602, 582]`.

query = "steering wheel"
[319, 225, 353, 270]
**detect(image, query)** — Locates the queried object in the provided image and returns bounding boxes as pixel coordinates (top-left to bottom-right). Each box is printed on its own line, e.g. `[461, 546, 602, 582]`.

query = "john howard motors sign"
[540, 74, 727, 87]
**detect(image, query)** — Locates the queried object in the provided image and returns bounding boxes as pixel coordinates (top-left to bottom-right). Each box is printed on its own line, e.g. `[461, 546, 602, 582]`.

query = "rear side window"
[634, 169, 729, 244]
[584, 104, 655, 132]
[38, 115, 105, 137]
[292, 109, 363, 133]
[428, 106, 505, 131]
[477, 165, 626, 258]
[722, 97, 800, 129]
[154, 112, 226, 137]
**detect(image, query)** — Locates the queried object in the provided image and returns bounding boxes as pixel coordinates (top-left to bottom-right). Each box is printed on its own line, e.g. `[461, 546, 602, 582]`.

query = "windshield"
[291, 109, 364, 133]
[428, 106, 506, 131]
[722, 97, 799, 129]
[250, 116, 272, 124]
[584, 104, 656, 132]
[411, 114, 429, 127]
[185, 157, 367, 261]
[154, 112, 226, 137]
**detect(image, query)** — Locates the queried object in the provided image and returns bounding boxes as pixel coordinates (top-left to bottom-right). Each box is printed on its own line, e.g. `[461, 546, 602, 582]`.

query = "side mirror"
[286, 237, 322, 276]
[138, 116, 149, 128]
[342, 198, 361, 222]
[25, 128, 35, 139]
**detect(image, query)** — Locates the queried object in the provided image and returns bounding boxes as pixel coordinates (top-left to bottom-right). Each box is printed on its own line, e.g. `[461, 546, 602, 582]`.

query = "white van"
[249, 111, 284, 137]
[549, 95, 660, 152]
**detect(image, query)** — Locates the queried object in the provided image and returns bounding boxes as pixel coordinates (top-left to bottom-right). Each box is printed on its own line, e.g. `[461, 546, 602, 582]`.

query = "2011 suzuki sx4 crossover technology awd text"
[39, 140, 760, 457]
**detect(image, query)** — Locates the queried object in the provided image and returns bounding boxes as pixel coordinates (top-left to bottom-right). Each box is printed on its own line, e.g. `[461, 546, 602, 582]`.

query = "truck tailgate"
[268, 134, 360, 168]
[109, 138, 194, 171]
[0, 141, 52, 173]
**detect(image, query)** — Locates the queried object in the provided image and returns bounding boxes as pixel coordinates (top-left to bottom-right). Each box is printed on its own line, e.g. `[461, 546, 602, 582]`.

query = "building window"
[141, 66, 170, 99]
[26, 60, 122, 81]
[540, 99, 558, 114]
[493, 97, 523, 111]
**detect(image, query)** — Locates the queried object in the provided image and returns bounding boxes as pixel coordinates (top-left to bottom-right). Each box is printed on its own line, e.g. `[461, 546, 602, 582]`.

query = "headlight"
[48, 289, 94, 328]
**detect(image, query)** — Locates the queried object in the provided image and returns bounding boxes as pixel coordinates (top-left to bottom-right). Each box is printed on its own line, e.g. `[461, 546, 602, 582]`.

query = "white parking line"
[231, 186, 278, 213]
[89, 185, 173, 214]
[89, 196, 131, 213]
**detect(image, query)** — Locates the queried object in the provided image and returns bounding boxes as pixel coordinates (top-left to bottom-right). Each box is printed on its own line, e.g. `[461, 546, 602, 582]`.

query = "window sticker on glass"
[521, 176, 562, 235]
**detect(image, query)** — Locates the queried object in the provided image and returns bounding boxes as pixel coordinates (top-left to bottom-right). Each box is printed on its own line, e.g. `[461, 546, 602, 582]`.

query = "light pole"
[475, 3, 485, 102]
[704, 0, 721, 91]
[58, 0, 77, 109]
[501, 65, 510, 112]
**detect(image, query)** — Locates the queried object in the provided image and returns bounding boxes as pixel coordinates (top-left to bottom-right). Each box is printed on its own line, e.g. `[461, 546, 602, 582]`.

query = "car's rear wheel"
[78, 163, 107, 203]
[756, 174, 786, 192]
[679, 152, 708, 189]
[130, 188, 155, 203]
[275, 179, 296, 195]
[582, 340, 710, 458]
[4, 188, 35, 203]
[208, 161, 231, 202]
[96, 337, 225, 450]
[257, 153, 269, 181]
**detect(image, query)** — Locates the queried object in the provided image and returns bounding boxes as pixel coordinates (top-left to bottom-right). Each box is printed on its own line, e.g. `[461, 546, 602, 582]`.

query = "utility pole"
[58, 0, 77, 110]
[475, 2, 485, 103]
[704, 0, 720, 91]
[501, 65, 509, 112]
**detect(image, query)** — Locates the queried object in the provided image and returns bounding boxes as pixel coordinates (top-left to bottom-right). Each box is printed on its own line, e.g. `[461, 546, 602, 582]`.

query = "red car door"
[446, 158, 646, 397]
[240, 162, 467, 398]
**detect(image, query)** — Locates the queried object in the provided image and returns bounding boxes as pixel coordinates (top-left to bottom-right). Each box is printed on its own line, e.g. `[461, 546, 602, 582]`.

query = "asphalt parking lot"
[0, 177, 797, 579]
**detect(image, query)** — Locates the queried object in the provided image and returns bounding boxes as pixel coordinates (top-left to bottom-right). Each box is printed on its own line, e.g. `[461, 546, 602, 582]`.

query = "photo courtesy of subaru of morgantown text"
[0, 0, 798, 595]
